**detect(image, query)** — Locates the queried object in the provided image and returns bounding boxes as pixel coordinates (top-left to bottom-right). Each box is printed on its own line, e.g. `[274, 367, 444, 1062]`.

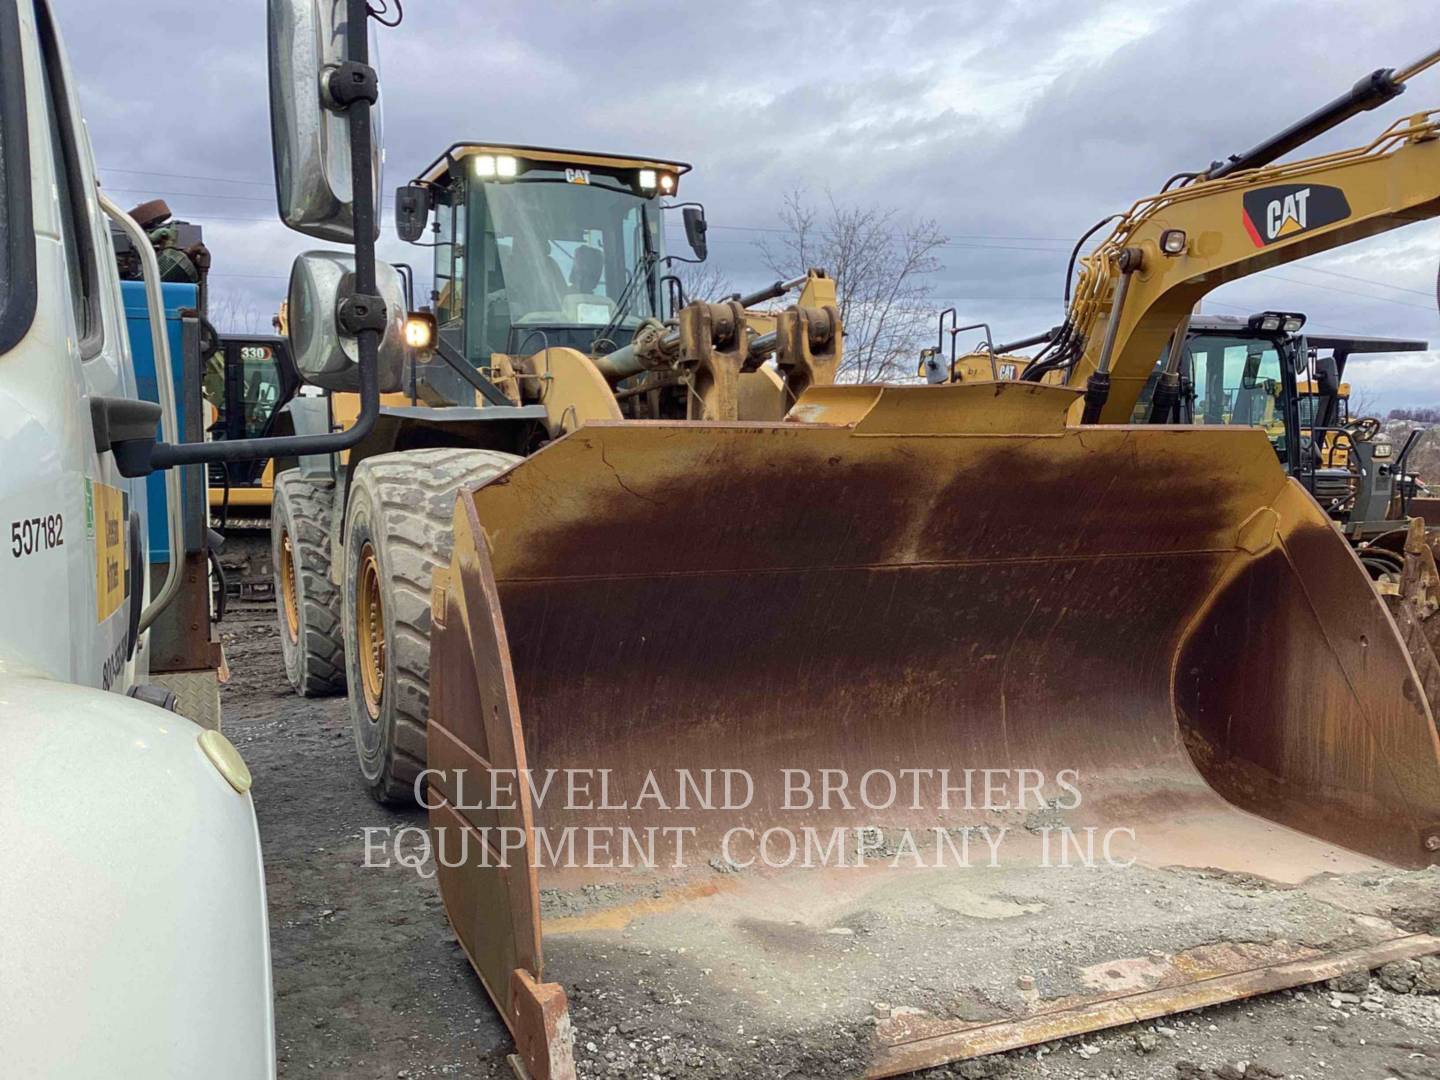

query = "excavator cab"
[1128, 312, 1305, 470]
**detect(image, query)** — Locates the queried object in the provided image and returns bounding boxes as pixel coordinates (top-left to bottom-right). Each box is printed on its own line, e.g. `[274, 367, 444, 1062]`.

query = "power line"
[1252, 272, 1436, 312]
[1286, 263, 1437, 298]
[111, 169, 1437, 313]
[103, 167, 274, 188]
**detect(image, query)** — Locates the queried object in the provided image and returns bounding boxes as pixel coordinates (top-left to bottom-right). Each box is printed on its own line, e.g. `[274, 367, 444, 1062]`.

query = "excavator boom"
[1048, 108, 1440, 422]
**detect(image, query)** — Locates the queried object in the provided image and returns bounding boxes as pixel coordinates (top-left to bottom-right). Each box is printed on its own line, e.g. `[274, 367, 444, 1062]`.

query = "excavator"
[364, 48, 1440, 1080]
[931, 311, 1433, 549]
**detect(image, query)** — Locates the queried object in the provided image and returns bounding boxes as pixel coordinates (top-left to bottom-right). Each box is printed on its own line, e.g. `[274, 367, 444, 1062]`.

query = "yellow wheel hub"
[280, 529, 300, 644]
[357, 543, 386, 720]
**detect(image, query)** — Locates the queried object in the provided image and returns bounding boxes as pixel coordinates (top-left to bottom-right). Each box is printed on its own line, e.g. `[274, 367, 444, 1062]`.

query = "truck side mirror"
[683, 206, 708, 261]
[268, 0, 382, 242]
[287, 252, 408, 393]
[394, 185, 431, 243]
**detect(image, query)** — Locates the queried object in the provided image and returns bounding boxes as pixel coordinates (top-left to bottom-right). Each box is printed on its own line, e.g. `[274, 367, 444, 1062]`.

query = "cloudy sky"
[66, 0, 1439, 412]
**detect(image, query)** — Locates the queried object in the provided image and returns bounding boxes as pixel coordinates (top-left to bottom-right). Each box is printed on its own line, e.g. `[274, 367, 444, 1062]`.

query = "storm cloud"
[61, 0, 1440, 410]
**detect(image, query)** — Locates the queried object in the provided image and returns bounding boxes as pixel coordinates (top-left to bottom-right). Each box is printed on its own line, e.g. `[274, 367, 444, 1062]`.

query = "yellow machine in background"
[201, 331, 301, 598]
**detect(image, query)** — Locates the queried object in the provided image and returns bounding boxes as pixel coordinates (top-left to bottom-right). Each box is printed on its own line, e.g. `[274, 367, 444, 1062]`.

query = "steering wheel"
[1346, 416, 1382, 442]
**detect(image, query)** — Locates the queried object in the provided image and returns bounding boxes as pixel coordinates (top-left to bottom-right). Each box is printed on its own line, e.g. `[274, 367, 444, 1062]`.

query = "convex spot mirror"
[682, 206, 708, 261]
[287, 252, 407, 392]
[394, 185, 430, 243]
[269, 0, 383, 242]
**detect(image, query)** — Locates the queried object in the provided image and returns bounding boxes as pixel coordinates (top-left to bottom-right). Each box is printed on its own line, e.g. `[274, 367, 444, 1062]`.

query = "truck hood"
[0, 674, 274, 1078]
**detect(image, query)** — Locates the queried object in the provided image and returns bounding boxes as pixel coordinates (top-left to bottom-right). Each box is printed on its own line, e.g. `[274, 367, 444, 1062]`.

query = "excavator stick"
[428, 383, 1440, 1079]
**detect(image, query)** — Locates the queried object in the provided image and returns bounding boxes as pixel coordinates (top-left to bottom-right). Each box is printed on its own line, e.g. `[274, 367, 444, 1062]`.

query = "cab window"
[203, 340, 287, 441]
[1189, 336, 1284, 426]
[1129, 333, 1285, 428]
[235, 343, 284, 438]
[36, 0, 100, 356]
[0, 0, 28, 355]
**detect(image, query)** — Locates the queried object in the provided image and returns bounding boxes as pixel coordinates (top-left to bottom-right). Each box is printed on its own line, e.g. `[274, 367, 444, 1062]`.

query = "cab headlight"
[474, 154, 520, 180]
[404, 311, 437, 352]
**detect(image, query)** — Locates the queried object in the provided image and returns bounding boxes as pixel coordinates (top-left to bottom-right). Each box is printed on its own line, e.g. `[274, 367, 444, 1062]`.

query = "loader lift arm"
[1025, 97, 1440, 423]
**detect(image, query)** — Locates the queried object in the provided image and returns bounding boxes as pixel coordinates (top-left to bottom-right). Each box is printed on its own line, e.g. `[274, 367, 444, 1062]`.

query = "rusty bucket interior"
[427, 383, 1440, 1080]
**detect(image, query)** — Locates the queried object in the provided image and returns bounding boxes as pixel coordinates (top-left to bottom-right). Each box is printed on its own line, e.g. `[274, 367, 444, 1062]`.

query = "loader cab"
[415, 144, 690, 389]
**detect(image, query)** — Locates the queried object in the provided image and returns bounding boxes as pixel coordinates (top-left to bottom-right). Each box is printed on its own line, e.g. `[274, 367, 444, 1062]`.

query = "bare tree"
[757, 190, 945, 382]
[1347, 386, 1380, 421]
[210, 292, 271, 335]
[671, 261, 733, 309]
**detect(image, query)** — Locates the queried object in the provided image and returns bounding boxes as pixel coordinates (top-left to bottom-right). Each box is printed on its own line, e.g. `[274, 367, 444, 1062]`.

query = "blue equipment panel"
[123, 281, 199, 565]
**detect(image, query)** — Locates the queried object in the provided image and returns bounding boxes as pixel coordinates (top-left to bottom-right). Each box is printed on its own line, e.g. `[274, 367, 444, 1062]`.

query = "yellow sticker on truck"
[91, 479, 128, 622]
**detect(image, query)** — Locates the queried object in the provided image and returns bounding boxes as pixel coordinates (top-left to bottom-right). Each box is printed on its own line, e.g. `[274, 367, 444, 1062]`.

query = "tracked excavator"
[368, 47, 1440, 1080]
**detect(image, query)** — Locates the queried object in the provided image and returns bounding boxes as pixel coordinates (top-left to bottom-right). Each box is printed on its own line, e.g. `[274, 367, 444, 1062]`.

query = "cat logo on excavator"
[1243, 183, 1351, 245]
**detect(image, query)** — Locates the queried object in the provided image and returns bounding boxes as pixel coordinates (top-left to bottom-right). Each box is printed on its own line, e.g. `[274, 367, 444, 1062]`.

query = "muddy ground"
[220, 603, 1440, 1080]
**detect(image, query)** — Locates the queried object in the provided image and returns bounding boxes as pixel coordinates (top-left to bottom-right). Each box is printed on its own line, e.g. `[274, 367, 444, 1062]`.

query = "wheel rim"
[280, 528, 300, 644]
[357, 543, 386, 720]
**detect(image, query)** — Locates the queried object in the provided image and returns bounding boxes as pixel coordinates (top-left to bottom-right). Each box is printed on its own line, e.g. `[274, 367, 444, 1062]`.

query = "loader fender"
[0, 674, 274, 1078]
[428, 382, 1440, 1078]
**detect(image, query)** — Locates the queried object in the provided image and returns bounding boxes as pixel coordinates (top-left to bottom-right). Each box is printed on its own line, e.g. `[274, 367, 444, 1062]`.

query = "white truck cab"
[0, 0, 274, 1074]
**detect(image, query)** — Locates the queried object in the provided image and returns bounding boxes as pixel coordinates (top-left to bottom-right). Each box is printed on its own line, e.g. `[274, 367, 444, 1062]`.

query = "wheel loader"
[270, 142, 840, 757]
[325, 48, 1440, 1080]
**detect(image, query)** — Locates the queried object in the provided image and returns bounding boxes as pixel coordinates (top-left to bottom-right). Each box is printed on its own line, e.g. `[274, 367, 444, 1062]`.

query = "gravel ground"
[220, 604, 1440, 1080]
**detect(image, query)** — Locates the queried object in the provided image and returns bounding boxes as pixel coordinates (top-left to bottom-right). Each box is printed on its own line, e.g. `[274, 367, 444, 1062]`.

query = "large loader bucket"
[427, 383, 1440, 1080]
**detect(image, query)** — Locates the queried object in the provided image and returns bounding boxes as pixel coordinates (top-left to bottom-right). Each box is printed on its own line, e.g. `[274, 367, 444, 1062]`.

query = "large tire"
[342, 447, 522, 805]
[272, 471, 345, 696]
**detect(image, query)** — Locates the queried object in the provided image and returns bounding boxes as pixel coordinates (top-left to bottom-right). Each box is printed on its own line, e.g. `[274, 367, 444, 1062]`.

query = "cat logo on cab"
[565, 168, 591, 185]
[1242, 183, 1350, 247]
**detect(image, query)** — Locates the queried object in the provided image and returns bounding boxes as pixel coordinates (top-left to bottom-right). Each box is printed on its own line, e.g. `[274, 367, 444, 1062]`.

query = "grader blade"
[428, 383, 1440, 1080]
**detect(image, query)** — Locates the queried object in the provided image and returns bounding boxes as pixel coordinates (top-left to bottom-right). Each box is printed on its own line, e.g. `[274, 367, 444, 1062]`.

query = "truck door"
[0, 0, 151, 690]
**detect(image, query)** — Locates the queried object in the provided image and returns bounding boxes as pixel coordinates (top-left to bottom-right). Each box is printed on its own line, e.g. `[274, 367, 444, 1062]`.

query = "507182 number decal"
[10, 514, 64, 558]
